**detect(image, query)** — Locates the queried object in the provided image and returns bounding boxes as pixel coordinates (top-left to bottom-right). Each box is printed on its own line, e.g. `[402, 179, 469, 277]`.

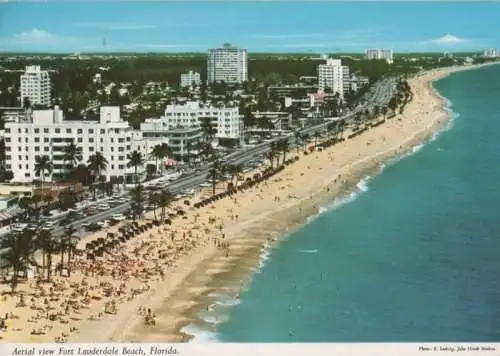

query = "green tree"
[127, 150, 144, 186]
[87, 152, 108, 198]
[34, 155, 53, 194]
[63, 142, 83, 179]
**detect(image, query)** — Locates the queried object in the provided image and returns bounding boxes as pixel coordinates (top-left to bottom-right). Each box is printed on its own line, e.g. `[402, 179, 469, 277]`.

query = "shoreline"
[0, 62, 496, 344]
[113, 64, 481, 342]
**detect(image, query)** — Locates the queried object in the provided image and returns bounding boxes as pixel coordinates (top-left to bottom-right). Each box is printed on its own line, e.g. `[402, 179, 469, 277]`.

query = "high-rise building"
[365, 48, 394, 64]
[318, 58, 346, 97]
[482, 48, 499, 58]
[20, 65, 51, 107]
[180, 70, 201, 88]
[207, 43, 248, 84]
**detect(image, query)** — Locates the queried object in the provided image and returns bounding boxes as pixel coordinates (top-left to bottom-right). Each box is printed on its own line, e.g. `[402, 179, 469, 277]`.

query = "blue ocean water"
[198, 65, 500, 342]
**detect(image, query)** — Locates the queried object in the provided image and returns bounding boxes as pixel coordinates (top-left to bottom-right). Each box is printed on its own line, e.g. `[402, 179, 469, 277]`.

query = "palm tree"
[157, 189, 173, 222]
[34, 155, 53, 194]
[206, 154, 224, 197]
[130, 184, 144, 221]
[149, 192, 159, 221]
[185, 141, 193, 168]
[150, 143, 171, 176]
[382, 106, 388, 120]
[226, 163, 243, 185]
[63, 142, 83, 179]
[293, 130, 302, 153]
[200, 117, 216, 143]
[313, 131, 321, 147]
[36, 229, 55, 281]
[278, 138, 289, 165]
[127, 150, 144, 186]
[0, 230, 36, 293]
[87, 152, 108, 198]
[63, 225, 77, 277]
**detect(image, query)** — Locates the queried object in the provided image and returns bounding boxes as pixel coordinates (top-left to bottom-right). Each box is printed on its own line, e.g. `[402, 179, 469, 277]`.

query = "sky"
[0, 2, 499, 53]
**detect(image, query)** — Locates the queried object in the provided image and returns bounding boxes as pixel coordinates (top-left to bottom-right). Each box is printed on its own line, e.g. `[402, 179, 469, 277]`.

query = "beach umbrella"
[184, 200, 190, 206]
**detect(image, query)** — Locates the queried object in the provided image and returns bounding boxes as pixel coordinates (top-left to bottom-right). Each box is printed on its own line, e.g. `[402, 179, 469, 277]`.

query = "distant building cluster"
[365, 48, 394, 64]
[180, 70, 201, 88]
[207, 43, 248, 84]
[20, 65, 51, 107]
[482, 48, 499, 58]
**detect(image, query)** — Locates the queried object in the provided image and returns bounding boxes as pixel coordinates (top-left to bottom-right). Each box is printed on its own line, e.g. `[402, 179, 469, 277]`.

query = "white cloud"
[0, 28, 101, 51]
[78, 22, 157, 30]
[11, 28, 60, 44]
[431, 34, 466, 45]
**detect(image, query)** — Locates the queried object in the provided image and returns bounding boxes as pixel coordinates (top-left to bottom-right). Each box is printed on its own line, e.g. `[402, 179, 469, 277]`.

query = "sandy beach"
[0, 63, 496, 343]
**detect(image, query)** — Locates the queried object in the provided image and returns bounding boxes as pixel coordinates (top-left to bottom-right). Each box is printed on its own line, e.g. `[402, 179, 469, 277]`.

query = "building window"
[66, 128, 72, 134]
[89, 138, 94, 143]
[119, 164, 124, 169]
[44, 138, 49, 142]
[18, 138, 21, 143]
[35, 147, 40, 151]
[118, 147, 124, 152]
[34, 137, 39, 143]
[55, 128, 60, 133]
[18, 128, 21, 133]
[89, 129, 94, 134]
[100, 147, 103, 152]
[77, 138, 83, 143]
[34, 128, 39, 134]
[77, 129, 83, 134]
[100, 129, 105, 134]
[100, 138, 103, 143]
[111, 164, 115, 169]
[89, 147, 94, 152]
[44, 128, 49, 133]
[18, 155, 22, 160]
[44, 147, 49, 152]
[119, 156, 124, 161]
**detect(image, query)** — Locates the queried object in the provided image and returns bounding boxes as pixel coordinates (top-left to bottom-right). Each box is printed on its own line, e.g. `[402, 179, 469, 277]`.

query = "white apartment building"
[482, 48, 499, 58]
[207, 43, 248, 84]
[140, 118, 202, 163]
[3, 106, 143, 183]
[342, 65, 351, 95]
[20, 65, 51, 107]
[180, 70, 201, 88]
[318, 59, 345, 97]
[365, 48, 394, 64]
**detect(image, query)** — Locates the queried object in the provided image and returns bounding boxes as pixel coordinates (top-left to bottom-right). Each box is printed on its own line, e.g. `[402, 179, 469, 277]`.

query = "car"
[199, 182, 212, 188]
[110, 214, 126, 221]
[97, 204, 110, 211]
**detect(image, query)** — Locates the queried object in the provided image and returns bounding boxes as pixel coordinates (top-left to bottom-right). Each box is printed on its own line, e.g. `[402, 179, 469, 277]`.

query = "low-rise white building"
[163, 101, 243, 143]
[3, 106, 142, 183]
[140, 118, 202, 162]
[180, 70, 201, 88]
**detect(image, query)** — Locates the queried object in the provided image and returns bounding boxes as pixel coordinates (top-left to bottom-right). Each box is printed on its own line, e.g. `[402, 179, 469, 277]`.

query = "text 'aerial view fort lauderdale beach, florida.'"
[0, 1, 499, 345]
